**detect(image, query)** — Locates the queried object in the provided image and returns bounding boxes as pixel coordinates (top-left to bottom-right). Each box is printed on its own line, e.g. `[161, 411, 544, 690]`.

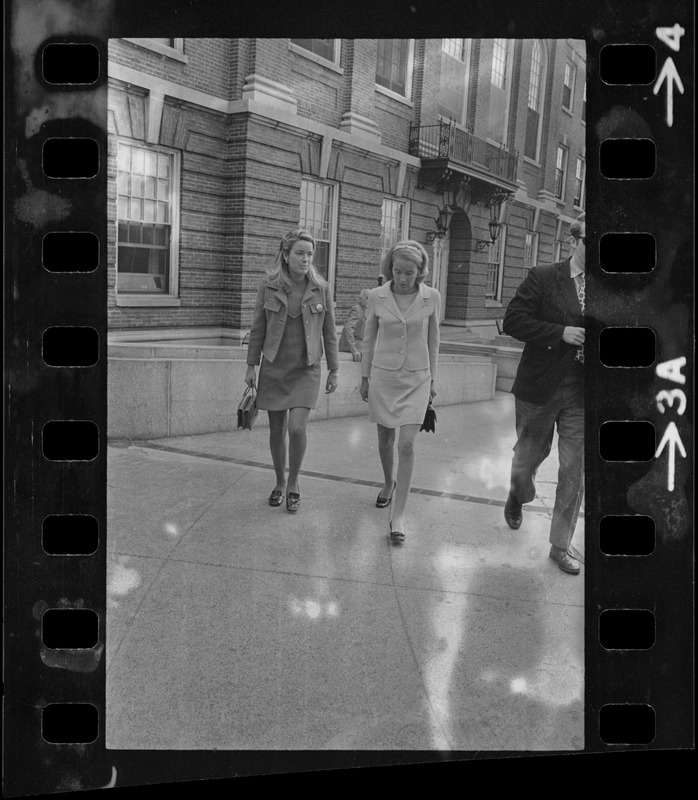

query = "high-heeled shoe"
[286, 488, 301, 513]
[389, 526, 405, 545]
[376, 480, 396, 509]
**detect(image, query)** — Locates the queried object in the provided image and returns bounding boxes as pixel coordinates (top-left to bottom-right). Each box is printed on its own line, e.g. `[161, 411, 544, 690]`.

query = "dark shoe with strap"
[504, 493, 523, 530]
[376, 480, 396, 509]
[268, 489, 284, 507]
[389, 527, 405, 545]
[286, 490, 301, 513]
[549, 547, 580, 575]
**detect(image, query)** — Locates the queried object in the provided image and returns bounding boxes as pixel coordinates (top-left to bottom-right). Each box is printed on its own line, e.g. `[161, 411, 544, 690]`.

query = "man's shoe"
[504, 494, 523, 530]
[549, 547, 580, 575]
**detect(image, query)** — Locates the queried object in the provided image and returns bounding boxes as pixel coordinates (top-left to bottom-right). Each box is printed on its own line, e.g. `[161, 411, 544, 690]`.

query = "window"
[488, 39, 513, 143]
[376, 39, 413, 98]
[574, 158, 586, 208]
[523, 232, 539, 273]
[123, 38, 186, 61]
[562, 61, 576, 111]
[554, 145, 569, 199]
[380, 199, 408, 267]
[116, 142, 179, 296]
[290, 39, 339, 65]
[553, 218, 564, 262]
[524, 40, 547, 161]
[485, 226, 506, 301]
[300, 179, 336, 292]
[582, 80, 586, 122]
[438, 39, 472, 125]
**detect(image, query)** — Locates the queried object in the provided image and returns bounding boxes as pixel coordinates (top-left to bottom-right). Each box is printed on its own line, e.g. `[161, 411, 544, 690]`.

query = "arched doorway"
[444, 209, 473, 321]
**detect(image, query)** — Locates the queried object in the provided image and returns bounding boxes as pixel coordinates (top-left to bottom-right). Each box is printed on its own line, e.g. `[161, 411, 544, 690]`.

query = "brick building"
[107, 37, 586, 342]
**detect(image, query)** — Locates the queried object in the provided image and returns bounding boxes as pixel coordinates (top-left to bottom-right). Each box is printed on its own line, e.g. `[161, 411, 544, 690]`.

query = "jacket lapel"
[378, 282, 404, 321]
[555, 260, 582, 321]
[404, 283, 431, 318]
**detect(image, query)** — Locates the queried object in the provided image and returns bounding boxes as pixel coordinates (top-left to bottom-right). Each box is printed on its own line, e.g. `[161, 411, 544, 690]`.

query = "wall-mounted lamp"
[474, 218, 502, 251]
[425, 206, 454, 243]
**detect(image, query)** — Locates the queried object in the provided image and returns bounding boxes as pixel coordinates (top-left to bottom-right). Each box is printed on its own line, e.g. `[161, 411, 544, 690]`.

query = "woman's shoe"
[286, 489, 301, 513]
[389, 527, 405, 545]
[268, 489, 284, 507]
[376, 481, 396, 509]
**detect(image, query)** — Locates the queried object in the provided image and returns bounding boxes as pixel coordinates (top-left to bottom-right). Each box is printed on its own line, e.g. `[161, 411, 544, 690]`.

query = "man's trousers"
[509, 374, 584, 551]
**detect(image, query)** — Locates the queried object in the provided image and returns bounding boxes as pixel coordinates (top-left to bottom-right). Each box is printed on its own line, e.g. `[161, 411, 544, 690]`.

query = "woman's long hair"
[266, 229, 327, 293]
[380, 240, 430, 285]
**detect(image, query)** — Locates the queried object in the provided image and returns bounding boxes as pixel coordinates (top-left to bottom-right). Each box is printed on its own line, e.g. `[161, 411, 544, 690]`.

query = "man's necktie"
[574, 272, 585, 363]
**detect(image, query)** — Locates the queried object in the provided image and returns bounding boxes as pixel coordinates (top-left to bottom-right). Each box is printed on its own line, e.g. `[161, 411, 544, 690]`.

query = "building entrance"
[444, 209, 473, 321]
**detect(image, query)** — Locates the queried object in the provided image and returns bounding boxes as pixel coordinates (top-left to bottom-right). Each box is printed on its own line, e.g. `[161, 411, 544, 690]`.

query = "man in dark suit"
[502, 213, 585, 574]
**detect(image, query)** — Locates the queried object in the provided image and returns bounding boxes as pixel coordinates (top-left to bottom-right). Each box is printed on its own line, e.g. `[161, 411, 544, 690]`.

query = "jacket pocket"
[263, 300, 282, 312]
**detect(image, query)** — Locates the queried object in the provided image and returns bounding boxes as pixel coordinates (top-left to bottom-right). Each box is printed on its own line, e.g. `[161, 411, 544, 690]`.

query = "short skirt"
[368, 366, 431, 428]
[256, 314, 321, 411]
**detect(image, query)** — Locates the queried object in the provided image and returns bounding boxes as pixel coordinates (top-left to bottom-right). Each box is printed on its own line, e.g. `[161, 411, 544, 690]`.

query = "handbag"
[237, 385, 258, 430]
[420, 400, 437, 433]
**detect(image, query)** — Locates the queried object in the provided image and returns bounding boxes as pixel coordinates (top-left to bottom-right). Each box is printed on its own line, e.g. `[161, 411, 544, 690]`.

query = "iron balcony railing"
[409, 121, 519, 184]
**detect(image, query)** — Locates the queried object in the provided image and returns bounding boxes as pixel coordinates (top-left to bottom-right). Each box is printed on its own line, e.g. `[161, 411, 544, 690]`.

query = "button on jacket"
[502, 259, 584, 404]
[247, 277, 339, 370]
[361, 281, 441, 379]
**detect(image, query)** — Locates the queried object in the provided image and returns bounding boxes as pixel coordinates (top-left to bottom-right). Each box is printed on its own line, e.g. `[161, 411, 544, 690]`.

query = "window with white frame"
[553, 218, 564, 262]
[488, 39, 513, 143]
[582, 80, 586, 122]
[562, 61, 576, 111]
[523, 232, 539, 274]
[380, 199, 408, 268]
[574, 157, 586, 208]
[117, 142, 179, 295]
[289, 39, 339, 66]
[123, 38, 186, 60]
[485, 225, 506, 301]
[438, 38, 472, 125]
[299, 179, 336, 291]
[524, 40, 547, 161]
[554, 145, 569, 199]
[375, 39, 413, 98]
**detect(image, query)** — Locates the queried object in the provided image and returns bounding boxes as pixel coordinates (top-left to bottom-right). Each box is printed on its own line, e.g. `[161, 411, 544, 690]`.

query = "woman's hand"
[245, 365, 256, 389]
[430, 381, 437, 401]
[360, 377, 369, 402]
[325, 370, 339, 394]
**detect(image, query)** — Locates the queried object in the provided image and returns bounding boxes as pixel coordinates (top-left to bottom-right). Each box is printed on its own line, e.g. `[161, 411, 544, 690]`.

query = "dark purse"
[237, 385, 258, 430]
[420, 400, 437, 433]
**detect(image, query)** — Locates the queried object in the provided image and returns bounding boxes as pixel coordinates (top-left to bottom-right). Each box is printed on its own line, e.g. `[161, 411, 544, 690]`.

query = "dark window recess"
[42, 43, 100, 85]
[599, 327, 655, 367]
[42, 703, 98, 744]
[42, 420, 99, 462]
[42, 609, 99, 649]
[600, 139, 656, 180]
[42, 515, 98, 555]
[600, 233, 655, 273]
[43, 327, 99, 367]
[43, 138, 99, 179]
[600, 44, 656, 85]
[599, 421, 655, 462]
[290, 39, 335, 61]
[599, 515, 655, 556]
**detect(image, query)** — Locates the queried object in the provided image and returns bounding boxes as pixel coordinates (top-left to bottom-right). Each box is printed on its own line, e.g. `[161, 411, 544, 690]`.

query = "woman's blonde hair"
[266, 229, 327, 292]
[380, 240, 430, 285]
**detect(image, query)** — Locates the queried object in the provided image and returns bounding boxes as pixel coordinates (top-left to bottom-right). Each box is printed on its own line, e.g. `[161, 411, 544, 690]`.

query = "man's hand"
[352, 351, 362, 362]
[562, 326, 585, 346]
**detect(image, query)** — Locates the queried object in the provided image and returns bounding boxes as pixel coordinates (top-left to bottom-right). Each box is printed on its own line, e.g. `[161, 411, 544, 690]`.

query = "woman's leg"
[376, 423, 396, 499]
[287, 407, 311, 494]
[391, 424, 420, 533]
[268, 410, 288, 491]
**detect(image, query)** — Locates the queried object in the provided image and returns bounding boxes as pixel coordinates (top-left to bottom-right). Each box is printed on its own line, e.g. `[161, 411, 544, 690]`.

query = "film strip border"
[4, 8, 693, 796]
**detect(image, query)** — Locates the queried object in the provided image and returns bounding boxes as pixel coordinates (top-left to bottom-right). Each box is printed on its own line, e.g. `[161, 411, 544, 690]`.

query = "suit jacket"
[338, 303, 366, 354]
[503, 259, 583, 404]
[247, 277, 339, 370]
[362, 281, 441, 380]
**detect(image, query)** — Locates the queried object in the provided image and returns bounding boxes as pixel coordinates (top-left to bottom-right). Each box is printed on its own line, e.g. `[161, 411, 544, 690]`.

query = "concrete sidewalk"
[106, 391, 584, 751]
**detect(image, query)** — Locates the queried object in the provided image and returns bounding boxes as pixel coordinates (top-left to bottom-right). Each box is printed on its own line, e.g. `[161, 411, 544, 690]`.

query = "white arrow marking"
[655, 421, 687, 491]
[653, 57, 685, 127]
